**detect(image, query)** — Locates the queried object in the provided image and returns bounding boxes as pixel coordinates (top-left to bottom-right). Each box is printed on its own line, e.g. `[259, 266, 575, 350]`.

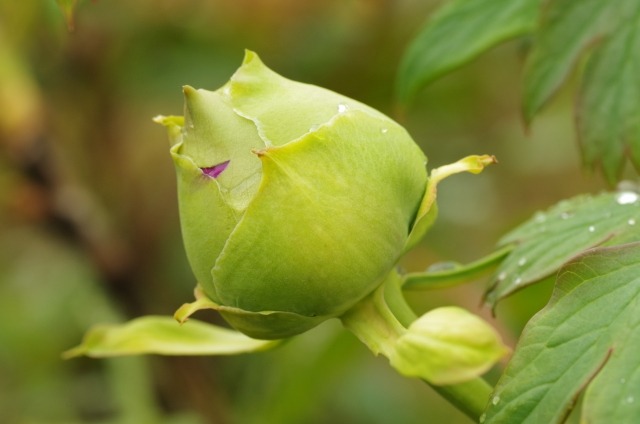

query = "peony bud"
[155, 51, 428, 339]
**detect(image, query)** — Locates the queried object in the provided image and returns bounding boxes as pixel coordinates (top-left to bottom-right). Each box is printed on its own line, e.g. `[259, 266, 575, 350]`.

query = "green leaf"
[484, 189, 640, 307]
[524, 0, 640, 183]
[403, 245, 513, 290]
[483, 242, 640, 423]
[522, 0, 613, 120]
[396, 0, 539, 104]
[577, 4, 640, 183]
[64, 316, 280, 358]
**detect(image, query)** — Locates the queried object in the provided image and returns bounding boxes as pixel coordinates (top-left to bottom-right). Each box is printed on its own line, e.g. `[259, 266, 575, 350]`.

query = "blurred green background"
[0, 1, 613, 423]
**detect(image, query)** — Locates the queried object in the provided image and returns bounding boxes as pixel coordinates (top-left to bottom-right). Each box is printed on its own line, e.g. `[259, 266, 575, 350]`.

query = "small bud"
[390, 307, 509, 385]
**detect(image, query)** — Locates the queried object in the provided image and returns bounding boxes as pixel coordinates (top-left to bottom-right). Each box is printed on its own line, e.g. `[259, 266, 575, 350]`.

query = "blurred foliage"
[398, 0, 640, 184]
[0, 0, 619, 423]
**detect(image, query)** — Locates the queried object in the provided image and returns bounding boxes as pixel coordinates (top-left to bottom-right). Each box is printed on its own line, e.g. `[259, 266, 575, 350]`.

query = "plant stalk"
[349, 268, 495, 422]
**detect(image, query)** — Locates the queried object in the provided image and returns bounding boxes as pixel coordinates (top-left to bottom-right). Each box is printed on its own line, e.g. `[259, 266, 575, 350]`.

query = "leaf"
[522, 0, 613, 120]
[483, 242, 640, 423]
[403, 245, 513, 290]
[484, 189, 640, 307]
[63, 316, 280, 358]
[396, 0, 539, 104]
[524, 0, 640, 183]
[577, 5, 640, 183]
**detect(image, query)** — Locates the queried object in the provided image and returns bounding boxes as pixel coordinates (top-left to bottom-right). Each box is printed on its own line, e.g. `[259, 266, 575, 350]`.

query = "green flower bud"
[155, 51, 428, 339]
[390, 307, 509, 385]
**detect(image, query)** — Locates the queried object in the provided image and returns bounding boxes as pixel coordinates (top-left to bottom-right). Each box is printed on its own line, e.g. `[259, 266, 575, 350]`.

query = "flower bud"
[390, 307, 509, 385]
[155, 51, 428, 339]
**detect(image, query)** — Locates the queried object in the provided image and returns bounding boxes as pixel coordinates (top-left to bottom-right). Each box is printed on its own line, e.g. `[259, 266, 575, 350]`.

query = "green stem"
[343, 269, 495, 421]
[341, 273, 406, 358]
[430, 378, 494, 422]
[383, 268, 418, 327]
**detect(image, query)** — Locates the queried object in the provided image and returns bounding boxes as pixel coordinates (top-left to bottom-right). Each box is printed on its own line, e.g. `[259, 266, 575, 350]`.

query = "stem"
[383, 268, 418, 327]
[431, 378, 493, 422]
[341, 274, 406, 358]
[383, 269, 494, 422]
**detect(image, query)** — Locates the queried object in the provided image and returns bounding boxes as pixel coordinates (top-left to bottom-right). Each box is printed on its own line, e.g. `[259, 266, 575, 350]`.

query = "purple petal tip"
[201, 160, 230, 178]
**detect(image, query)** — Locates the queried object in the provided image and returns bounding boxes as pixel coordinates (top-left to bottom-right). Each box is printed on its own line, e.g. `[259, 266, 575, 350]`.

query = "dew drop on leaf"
[491, 395, 500, 405]
[616, 191, 639, 205]
[427, 261, 460, 272]
[628, 219, 636, 226]
[560, 211, 574, 220]
[518, 257, 527, 267]
[588, 225, 595, 232]
[337, 103, 349, 113]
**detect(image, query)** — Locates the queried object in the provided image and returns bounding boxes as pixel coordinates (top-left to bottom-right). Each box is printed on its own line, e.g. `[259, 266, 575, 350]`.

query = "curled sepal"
[63, 315, 280, 358]
[174, 285, 220, 323]
[175, 286, 326, 340]
[389, 307, 509, 385]
[152, 115, 184, 147]
[405, 155, 497, 252]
